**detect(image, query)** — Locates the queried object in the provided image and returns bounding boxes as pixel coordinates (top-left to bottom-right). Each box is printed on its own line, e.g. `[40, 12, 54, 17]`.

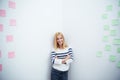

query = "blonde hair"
[53, 32, 68, 50]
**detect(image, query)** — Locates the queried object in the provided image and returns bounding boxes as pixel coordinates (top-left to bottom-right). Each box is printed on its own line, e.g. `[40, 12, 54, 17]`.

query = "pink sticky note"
[0, 50, 1, 58]
[0, 24, 3, 32]
[8, 51, 15, 58]
[6, 35, 13, 42]
[9, 1, 16, 9]
[0, 64, 2, 72]
[9, 19, 16, 26]
[0, 9, 6, 17]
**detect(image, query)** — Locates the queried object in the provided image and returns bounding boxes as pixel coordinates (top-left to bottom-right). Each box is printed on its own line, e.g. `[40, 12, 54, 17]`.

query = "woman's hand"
[62, 55, 71, 64]
[62, 59, 66, 64]
[65, 55, 70, 60]
[55, 56, 58, 59]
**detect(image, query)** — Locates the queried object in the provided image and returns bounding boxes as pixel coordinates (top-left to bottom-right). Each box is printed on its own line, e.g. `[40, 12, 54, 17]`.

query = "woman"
[51, 32, 73, 80]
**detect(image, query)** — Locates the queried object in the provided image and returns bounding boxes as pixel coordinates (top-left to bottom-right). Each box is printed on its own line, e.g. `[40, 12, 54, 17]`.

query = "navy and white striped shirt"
[51, 47, 73, 71]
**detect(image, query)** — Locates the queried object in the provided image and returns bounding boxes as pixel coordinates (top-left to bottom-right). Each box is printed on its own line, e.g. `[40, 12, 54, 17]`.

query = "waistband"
[52, 68, 68, 73]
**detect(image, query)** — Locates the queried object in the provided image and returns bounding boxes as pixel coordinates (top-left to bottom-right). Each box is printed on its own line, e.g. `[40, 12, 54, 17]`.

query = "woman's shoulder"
[51, 48, 56, 53]
[66, 46, 73, 50]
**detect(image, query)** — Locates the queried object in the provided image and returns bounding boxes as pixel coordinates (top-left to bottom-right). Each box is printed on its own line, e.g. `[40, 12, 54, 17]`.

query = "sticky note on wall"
[0, 9, 6, 17]
[109, 55, 116, 62]
[6, 35, 13, 42]
[112, 19, 119, 26]
[119, 0, 120, 7]
[0, 64, 2, 72]
[9, 19, 16, 26]
[8, 51, 15, 58]
[106, 5, 113, 11]
[0, 50, 1, 58]
[105, 45, 111, 51]
[117, 61, 120, 68]
[103, 36, 109, 42]
[96, 51, 102, 57]
[9, 0, 16, 9]
[113, 39, 120, 45]
[104, 25, 109, 31]
[118, 11, 120, 18]
[102, 14, 108, 19]
[117, 48, 120, 53]
[110, 30, 116, 36]
[0, 24, 3, 32]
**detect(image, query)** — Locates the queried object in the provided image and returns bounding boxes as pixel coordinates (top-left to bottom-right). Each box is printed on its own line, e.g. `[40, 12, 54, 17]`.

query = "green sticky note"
[113, 39, 120, 45]
[112, 19, 119, 26]
[104, 25, 109, 30]
[109, 55, 116, 62]
[102, 14, 108, 19]
[110, 30, 116, 36]
[119, 0, 120, 7]
[117, 48, 120, 53]
[117, 61, 120, 68]
[118, 11, 120, 18]
[105, 45, 111, 51]
[106, 5, 113, 11]
[103, 36, 109, 42]
[96, 51, 102, 57]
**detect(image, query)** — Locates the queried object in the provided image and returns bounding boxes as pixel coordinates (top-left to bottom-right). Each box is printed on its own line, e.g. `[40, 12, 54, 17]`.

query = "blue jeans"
[51, 68, 68, 80]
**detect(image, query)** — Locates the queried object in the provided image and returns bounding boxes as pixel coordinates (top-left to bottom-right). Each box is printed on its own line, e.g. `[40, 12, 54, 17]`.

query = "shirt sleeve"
[51, 51, 56, 64]
[66, 47, 74, 64]
[66, 59, 73, 64]
[51, 51, 62, 64]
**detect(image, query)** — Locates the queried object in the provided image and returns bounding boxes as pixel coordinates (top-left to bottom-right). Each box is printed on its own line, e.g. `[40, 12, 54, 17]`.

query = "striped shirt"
[51, 47, 73, 71]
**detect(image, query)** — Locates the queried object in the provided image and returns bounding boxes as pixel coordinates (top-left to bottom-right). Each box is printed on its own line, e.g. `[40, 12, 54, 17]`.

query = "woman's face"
[57, 35, 64, 46]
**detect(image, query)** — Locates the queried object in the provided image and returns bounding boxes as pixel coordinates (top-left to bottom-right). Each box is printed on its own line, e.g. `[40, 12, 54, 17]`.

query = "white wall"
[0, 0, 120, 80]
[0, 0, 63, 80]
[63, 0, 120, 80]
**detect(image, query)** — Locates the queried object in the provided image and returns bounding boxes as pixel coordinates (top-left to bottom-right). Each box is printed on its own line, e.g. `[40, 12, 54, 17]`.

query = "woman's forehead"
[57, 35, 63, 38]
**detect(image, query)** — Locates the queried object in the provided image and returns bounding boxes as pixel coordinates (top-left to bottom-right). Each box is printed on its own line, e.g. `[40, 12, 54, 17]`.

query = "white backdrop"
[63, 0, 120, 80]
[0, 0, 63, 80]
[0, 0, 120, 80]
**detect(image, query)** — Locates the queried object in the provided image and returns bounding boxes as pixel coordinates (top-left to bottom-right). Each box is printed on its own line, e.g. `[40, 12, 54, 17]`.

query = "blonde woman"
[51, 32, 73, 80]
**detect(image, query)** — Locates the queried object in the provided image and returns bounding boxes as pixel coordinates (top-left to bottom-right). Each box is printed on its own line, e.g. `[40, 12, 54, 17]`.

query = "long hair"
[53, 32, 68, 50]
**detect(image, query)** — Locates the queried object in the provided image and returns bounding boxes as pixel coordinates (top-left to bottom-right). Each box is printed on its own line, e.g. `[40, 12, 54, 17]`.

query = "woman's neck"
[59, 45, 63, 49]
